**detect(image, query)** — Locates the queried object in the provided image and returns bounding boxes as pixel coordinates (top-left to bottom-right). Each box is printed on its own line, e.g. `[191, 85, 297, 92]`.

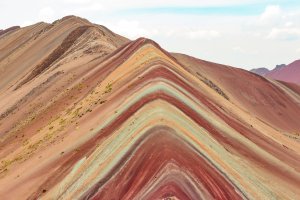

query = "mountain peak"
[274, 64, 286, 71]
[52, 15, 91, 26]
[250, 67, 270, 76]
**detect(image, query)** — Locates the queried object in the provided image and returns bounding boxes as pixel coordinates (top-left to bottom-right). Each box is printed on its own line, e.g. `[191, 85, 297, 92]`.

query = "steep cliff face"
[0, 16, 300, 200]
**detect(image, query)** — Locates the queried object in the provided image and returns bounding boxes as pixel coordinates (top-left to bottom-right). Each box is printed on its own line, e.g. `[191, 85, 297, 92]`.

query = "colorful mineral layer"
[0, 16, 300, 200]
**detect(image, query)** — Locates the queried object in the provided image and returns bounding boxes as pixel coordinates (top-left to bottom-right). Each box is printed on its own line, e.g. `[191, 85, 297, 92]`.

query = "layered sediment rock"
[0, 16, 300, 200]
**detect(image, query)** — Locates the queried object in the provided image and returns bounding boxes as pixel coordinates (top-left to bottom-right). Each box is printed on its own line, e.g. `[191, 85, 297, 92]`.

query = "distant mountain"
[250, 67, 270, 76]
[266, 60, 300, 85]
[273, 64, 287, 71]
[251, 61, 300, 85]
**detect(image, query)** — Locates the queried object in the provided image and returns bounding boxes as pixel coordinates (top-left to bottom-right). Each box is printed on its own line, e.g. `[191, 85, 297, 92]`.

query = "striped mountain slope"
[0, 17, 300, 200]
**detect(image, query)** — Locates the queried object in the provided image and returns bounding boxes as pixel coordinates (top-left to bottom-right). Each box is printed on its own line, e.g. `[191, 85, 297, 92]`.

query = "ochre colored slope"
[0, 15, 128, 92]
[0, 18, 300, 200]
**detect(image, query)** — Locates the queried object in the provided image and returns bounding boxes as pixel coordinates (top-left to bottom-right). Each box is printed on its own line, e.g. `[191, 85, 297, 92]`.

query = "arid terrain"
[0, 16, 300, 199]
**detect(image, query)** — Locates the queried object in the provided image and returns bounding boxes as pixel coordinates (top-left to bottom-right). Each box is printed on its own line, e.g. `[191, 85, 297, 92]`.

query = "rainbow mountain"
[0, 16, 300, 200]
